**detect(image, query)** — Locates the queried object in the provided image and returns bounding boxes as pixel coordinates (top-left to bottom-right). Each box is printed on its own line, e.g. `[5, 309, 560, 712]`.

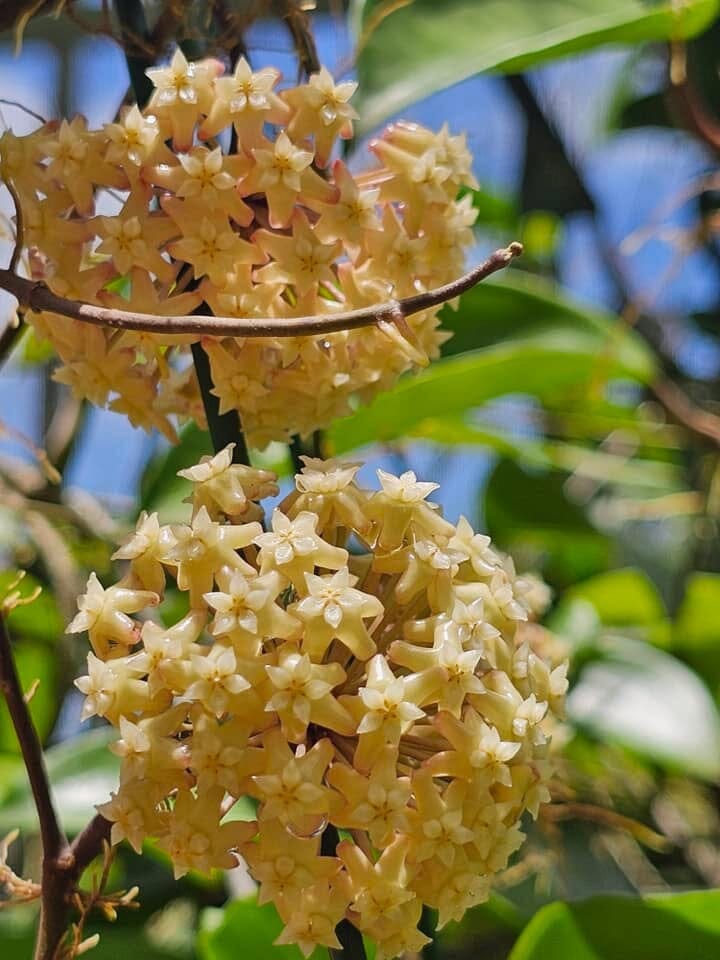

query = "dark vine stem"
[191, 340, 250, 464]
[321, 823, 367, 960]
[112, 0, 252, 466]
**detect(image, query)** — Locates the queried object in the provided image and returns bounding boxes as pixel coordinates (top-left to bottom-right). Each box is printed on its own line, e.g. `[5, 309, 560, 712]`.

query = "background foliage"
[2, 0, 720, 957]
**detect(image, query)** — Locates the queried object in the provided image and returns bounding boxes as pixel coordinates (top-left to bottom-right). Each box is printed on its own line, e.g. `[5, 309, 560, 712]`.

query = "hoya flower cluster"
[70, 445, 566, 959]
[1, 51, 478, 447]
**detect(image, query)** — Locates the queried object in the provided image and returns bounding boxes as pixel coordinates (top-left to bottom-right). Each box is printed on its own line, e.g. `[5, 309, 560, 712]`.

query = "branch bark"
[0, 244, 523, 340]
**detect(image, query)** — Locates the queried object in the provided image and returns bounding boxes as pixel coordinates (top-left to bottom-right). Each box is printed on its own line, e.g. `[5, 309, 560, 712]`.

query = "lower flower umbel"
[71, 445, 567, 958]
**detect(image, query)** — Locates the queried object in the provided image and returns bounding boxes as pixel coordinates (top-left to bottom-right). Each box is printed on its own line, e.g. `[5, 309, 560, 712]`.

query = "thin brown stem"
[0, 613, 73, 960]
[281, 0, 321, 77]
[0, 98, 47, 125]
[6, 179, 24, 275]
[651, 378, 720, 448]
[0, 615, 64, 868]
[0, 242, 522, 340]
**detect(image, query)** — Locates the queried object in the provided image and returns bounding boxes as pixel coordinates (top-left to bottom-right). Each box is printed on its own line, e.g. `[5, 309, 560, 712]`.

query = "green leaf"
[483, 460, 611, 585]
[462, 187, 519, 233]
[561, 568, 671, 647]
[439, 272, 657, 362]
[0, 753, 23, 804]
[409, 420, 682, 490]
[140, 423, 212, 521]
[674, 573, 720, 697]
[0, 571, 69, 757]
[0, 728, 118, 833]
[509, 890, 720, 960]
[329, 276, 657, 455]
[437, 891, 525, 953]
[0, 571, 64, 644]
[353, 0, 719, 133]
[198, 899, 324, 960]
[568, 635, 720, 779]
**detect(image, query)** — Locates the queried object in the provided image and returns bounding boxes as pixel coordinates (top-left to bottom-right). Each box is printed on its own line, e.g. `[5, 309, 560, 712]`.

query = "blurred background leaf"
[352, 0, 719, 132]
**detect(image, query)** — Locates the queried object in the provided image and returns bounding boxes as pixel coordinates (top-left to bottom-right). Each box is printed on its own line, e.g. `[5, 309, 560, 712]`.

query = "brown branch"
[69, 815, 112, 879]
[6, 180, 24, 276]
[280, 0, 321, 78]
[0, 242, 523, 340]
[667, 41, 720, 157]
[0, 615, 64, 871]
[650, 378, 720, 448]
[0, 612, 74, 960]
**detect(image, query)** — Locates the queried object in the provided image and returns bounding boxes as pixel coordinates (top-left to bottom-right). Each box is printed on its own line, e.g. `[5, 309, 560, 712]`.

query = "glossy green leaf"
[140, 423, 212, 521]
[198, 899, 324, 960]
[0, 920, 188, 960]
[462, 187, 519, 233]
[561, 568, 671, 647]
[352, 0, 719, 133]
[674, 573, 720, 697]
[437, 891, 525, 953]
[0, 641, 58, 753]
[509, 890, 720, 960]
[408, 419, 682, 490]
[568, 635, 720, 779]
[0, 570, 64, 644]
[329, 276, 656, 455]
[440, 272, 657, 360]
[0, 728, 118, 833]
[0, 753, 23, 804]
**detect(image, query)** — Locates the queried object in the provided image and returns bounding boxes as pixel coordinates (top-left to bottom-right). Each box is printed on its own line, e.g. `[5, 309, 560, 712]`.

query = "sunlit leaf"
[352, 0, 719, 133]
[568, 635, 720, 780]
[140, 423, 212, 521]
[0, 641, 58, 753]
[509, 890, 720, 960]
[198, 899, 324, 960]
[561, 568, 671, 647]
[329, 275, 657, 455]
[0, 570, 64, 643]
[674, 573, 720, 698]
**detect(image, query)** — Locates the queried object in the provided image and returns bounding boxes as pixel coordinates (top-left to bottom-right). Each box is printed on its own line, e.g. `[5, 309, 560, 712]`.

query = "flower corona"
[71, 445, 567, 958]
[2, 52, 479, 447]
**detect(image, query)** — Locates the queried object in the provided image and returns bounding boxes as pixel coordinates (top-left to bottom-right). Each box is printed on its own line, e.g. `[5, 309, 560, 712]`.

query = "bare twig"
[541, 801, 671, 853]
[6, 179, 24, 275]
[0, 98, 47, 125]
[0, 615, 64, 870]
[0, 243, 523, 340]
[651, 378, 720, 448]
[667, 41, 720, 157]
[69, 815, 112, 877]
